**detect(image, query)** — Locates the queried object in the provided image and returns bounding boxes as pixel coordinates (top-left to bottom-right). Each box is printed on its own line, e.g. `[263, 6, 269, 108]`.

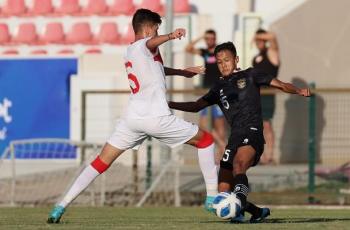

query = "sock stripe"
[234, 184, 249, 196]
[91, 156, 109, 174]
[196, 131, 214, 148]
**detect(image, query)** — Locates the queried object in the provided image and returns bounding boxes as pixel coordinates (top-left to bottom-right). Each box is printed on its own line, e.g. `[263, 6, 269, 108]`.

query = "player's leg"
[47, 143, 124, 223]
[151, 115, 218, 212]
[48, 118, 145, 223]
[232, 146, 270, 222]
[212, 105, 227, 163]
[199, 108, 208, 130]
[186, 128, 218, 200]
[261, 120, 275, 164]
[58, 144, 124, 208]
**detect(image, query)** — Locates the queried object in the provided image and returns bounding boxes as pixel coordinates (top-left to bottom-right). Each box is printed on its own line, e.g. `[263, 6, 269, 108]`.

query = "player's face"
[255, 39, 266, 51]
[216, 50, 238, 77]
[204, 33, 216, 49]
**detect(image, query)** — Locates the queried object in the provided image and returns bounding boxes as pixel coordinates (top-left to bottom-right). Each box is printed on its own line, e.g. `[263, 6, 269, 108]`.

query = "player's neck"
[134, 31, 152, 42]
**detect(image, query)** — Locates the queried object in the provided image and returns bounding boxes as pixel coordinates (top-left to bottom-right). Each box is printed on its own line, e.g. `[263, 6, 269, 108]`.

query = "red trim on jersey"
[91, 156, 110, 174]
[196, 131, 214, 148]
[125, 61, 132, 68]
[153, 53, 164, 64]
[128, 73, 140, 94]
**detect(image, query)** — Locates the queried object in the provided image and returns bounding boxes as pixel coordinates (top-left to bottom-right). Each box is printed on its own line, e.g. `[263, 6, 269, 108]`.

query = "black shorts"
[220, 128, 265, 170]
[261, 95, 275, 120]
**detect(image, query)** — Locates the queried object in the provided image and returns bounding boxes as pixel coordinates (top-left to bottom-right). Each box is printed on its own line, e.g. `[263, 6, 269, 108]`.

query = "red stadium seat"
[120, 24, 134, 45]
[29, 0, 53, 15]
[174, 0, 190, 13]
[109, 0, 135, 15]
[138, 0, 163, 14]
[85, 48, 102, 54]
[41, 22, 65, 44]
[13, 23, 38, 44]
[2, 49, 19, 55]
[55, 0, 81, 15]
[83, 0, 107, 15]
[1, 0, 27, 16]
[66, 22, 93, 44]
[31, 49, 48, 55]
[0, 23, 11, 44]
[57, 49, 75, 54]
[97, 22, 120, 44]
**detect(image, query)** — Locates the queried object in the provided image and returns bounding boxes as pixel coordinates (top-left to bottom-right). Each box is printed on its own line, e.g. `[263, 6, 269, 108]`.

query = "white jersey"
[123, 37, 171, 119]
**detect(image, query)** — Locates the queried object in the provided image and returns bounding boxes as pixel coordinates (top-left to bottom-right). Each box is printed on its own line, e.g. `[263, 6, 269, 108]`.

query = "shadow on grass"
[264, 218, 350, 224]
[201, 218, 350, 224]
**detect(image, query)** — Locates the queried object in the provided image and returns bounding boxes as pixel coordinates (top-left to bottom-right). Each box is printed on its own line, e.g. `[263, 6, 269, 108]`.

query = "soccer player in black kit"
[169, 42, 310, 223]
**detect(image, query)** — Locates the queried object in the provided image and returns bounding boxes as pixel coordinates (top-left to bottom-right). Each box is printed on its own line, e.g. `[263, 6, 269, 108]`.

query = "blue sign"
[0, 58, 77, 158]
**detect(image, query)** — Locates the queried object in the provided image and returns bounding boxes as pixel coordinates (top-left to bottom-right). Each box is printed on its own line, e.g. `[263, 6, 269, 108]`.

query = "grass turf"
[1, 207, 350, 230]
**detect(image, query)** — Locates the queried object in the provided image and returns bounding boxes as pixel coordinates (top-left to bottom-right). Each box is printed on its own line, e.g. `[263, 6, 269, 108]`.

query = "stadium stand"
[29, 0, 54, 16]
[1, 0, 27, 17]
[96, 22, 120, 44]
[41, 22, 65, 44]
[65, 22, 93, 44]
[2, 49, 19, 55]
[108, 0, 136, 15]
[138, 0, 164, 15]
[12, 22, 38, 44]
[0, 0, 193, 55]
[55, 0, 81, 15]
[0, 23, 10, 44]
[83, 0, 108, 15]
[174, 0, 191, 13]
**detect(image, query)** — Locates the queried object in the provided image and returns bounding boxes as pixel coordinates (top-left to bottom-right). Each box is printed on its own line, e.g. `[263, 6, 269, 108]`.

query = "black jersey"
[201, 68, 274, 131]
[252, 49, 279, 77]
[199, 48, 221, 88]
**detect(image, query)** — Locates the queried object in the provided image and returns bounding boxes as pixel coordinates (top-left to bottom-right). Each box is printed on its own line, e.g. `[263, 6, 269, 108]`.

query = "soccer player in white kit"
[47, 9, 218, 223]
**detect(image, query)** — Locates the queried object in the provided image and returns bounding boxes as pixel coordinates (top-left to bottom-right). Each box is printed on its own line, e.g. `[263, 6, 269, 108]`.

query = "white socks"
[58, 165, 100, 208]
[197, 143, 218, 197]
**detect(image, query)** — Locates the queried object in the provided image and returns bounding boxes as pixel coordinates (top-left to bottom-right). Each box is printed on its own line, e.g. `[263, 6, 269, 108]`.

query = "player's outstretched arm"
[146, 28, 186, 51]
[168, 98, 209, 112]
[270, 78, 311, 97]
[185, 35, 203, 55]
[164, 66, 205, 78]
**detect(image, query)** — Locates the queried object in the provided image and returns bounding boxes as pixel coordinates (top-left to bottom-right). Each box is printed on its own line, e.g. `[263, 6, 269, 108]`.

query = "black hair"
[205, 29, 216, 36]
[132, 8, 162, 34]
[256, 28, 267, 34]
[214, 42, 237, 56]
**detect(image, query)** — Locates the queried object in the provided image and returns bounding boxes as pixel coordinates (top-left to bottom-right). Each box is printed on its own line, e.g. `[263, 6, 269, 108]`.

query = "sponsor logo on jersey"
[237, 78, 246, 89]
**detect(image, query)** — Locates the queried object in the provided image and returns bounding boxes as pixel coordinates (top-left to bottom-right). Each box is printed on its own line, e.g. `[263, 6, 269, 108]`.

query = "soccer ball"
[212, 192, 241, 219]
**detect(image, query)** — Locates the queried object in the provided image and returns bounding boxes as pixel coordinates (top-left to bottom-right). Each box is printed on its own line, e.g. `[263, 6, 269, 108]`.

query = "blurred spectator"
[252, 29, 280, 164]
[185, 29, 226, 161]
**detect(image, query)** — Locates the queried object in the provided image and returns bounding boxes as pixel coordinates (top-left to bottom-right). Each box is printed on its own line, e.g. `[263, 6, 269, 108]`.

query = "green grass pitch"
[1, 207, 350, 230]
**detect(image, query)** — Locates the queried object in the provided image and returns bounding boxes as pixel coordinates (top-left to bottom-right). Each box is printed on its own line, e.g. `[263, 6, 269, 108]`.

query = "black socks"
[232, 174, 249, 208]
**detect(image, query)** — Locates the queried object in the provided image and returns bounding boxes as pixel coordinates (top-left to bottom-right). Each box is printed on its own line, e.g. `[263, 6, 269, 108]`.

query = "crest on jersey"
[237, 78, 246, 89]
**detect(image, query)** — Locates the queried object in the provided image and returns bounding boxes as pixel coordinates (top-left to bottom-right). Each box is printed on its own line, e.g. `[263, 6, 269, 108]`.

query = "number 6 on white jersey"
[125, 61, 140, 94]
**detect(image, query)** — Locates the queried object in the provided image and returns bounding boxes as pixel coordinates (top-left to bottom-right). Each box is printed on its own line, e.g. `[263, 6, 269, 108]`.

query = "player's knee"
[91, 156, 110, 174]
[195, 130, 214, 148]
[233, 160, 248, 175]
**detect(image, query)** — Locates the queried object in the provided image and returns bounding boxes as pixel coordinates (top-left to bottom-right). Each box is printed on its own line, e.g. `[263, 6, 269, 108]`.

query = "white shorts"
[107, 114, 199, 150]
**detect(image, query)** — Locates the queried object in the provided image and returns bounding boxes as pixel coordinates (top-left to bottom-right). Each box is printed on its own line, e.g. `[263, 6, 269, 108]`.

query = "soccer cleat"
[230, 213, 245, 224]
[47, 205, 65, 223]
[250, 207, 270, 223]
[204, 196, 215, 213]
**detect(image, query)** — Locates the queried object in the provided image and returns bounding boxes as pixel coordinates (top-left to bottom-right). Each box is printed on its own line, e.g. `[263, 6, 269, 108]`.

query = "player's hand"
[182, 66, 205, 78]
[298, 88, 311, 97]
[169, 28, 186, 40]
